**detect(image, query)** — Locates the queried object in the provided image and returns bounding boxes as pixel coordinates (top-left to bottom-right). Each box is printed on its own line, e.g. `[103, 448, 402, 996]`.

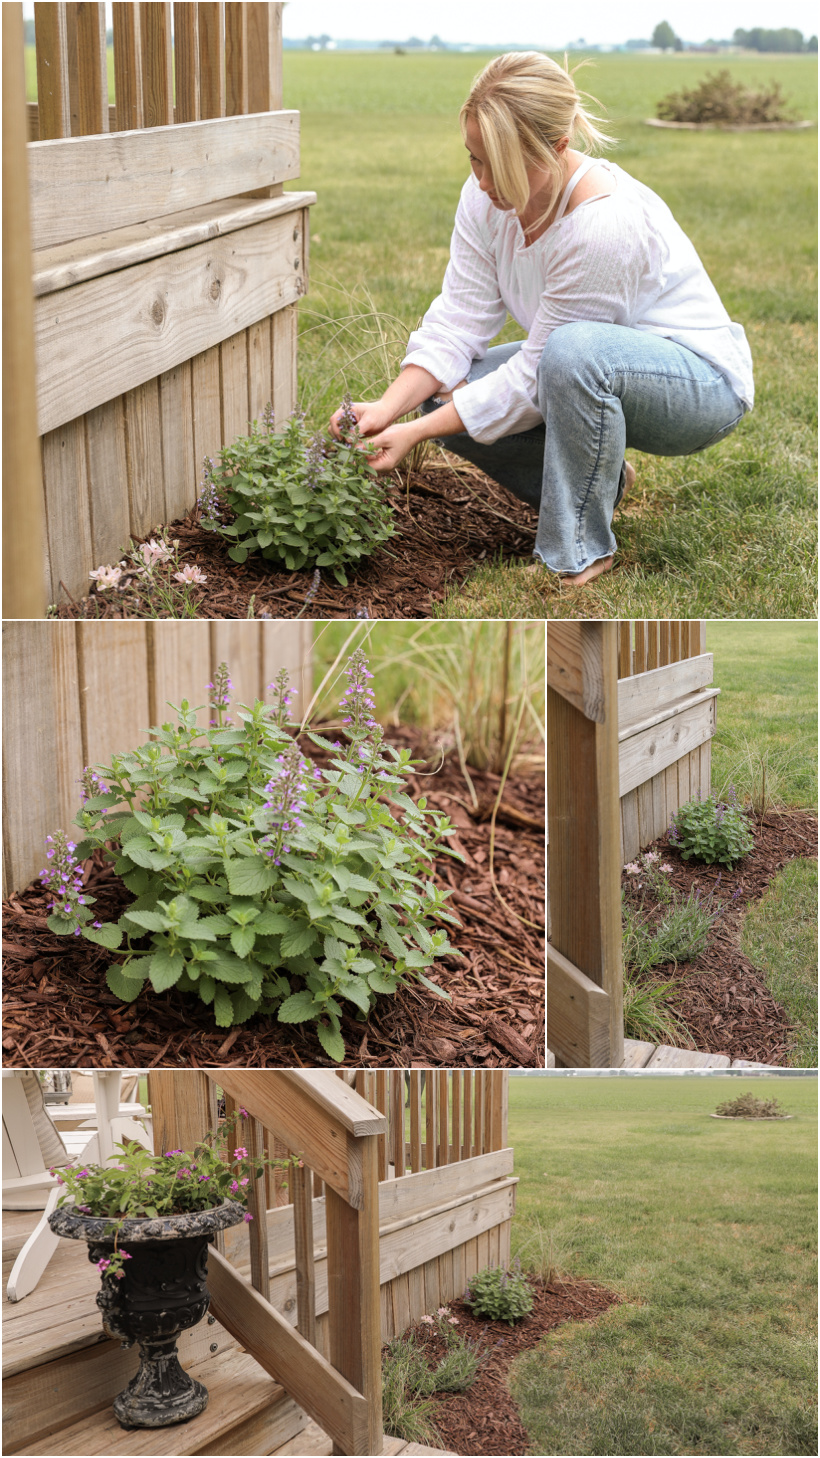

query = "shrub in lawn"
[656, 69, 798, 125]
[715, 1092, 790, 1119]
[199, 398, 394, 585]
[40, 650, 462, 1059]
[464, 1261, 534, 1325]
[669, 787, 754, 867]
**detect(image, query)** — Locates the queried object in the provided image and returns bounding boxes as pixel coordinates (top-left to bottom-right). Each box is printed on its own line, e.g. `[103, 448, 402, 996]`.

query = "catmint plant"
[44, 650, 462, 1061]
[198, 397, 394, 586]
[464, 1260, 534, 1325]
[669, 787, 754, 867]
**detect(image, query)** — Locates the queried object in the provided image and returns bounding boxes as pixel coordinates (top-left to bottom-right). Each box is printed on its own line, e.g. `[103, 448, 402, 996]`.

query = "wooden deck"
[546, 1043, 781, 1070]
[3, 1209, 455, 1457]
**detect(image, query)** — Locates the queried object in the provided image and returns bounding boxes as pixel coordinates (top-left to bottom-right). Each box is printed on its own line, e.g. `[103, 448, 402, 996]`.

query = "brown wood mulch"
[51, 459, 539, 620]
[624, 810, 817, 1064]
[2, 730, 545, 1070]
[391, 1275, 623, 1456]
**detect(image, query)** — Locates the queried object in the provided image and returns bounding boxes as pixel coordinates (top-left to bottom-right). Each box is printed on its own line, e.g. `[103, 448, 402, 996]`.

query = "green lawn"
[281, 50, 817, 620]
[507, 1072, 818, 1455]
[707, 621, 818, 808]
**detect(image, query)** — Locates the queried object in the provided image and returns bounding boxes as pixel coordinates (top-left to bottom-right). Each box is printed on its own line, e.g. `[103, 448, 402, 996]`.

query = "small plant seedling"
[669, 788, 754, 868]
[41, 651, 463, 1061]
[199, 398, 394, 586]
[464, 1260, 534, 1325]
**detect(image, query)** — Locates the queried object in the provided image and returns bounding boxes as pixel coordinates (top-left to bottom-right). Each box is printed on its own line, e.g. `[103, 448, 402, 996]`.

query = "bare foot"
[618, 460, 637, 506]
[560, 554, 614, 586]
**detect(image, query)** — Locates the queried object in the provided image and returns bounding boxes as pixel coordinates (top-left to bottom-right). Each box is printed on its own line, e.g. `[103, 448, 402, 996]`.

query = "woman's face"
[464, 114, 568, 215]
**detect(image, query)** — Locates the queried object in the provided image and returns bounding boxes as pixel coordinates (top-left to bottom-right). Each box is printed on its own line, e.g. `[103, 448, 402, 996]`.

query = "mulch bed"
[625, 810, 817, 1064]
[393, 1275, 624, 1456]
[51, 459, 539, 620]
[2, 728, 545, 1070]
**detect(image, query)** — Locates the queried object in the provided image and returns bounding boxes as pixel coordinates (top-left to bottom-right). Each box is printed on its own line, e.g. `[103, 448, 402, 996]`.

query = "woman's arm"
[328, 363, 443, 440]
[361, 395, 466, 475]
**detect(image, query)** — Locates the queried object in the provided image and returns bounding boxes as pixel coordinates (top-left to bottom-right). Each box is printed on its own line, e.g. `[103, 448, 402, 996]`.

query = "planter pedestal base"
[114, 1335, 208, 1429]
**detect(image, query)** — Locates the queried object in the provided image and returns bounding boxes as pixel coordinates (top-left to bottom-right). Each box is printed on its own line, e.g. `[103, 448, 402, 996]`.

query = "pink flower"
[239, 1108, 249, 1118]
[624, 863, 641, 875]
[240, 1176, 249, 1187]
[233, 1146, 248, 1158]
[420, 1315, 434, 1325]
[173, 564, 207, 585]
[448, 1317, 459, 1325]
[437, 1307, 448, 1316]
[660, 863, 674, 873]
[230, 1180, 239, 1192]
[243, 1212, 253, 1223]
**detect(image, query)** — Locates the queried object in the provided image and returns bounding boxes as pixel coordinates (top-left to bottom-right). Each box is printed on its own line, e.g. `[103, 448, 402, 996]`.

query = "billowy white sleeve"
[441, 202, 654, 445]
[401, 179, 508, 392]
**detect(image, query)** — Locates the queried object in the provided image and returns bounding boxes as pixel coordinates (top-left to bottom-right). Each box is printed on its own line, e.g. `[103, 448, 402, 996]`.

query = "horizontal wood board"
[28, 111, 300, 251]
[2, 619, 312, 896]
[36, 208, 308, 435]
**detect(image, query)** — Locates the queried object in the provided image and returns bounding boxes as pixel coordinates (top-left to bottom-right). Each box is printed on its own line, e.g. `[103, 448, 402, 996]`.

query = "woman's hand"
[328, 400, 393, 440]
[363, 422, 419, 474]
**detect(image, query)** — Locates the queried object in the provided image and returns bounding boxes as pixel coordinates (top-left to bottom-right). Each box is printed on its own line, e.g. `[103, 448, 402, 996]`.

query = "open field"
[507, 1072, 818, 1455]
[280, 50, 817, 619]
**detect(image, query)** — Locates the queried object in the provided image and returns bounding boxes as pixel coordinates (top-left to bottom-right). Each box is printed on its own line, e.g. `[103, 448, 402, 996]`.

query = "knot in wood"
[150, 297, 165, 327]
[210, 277, 222, 302]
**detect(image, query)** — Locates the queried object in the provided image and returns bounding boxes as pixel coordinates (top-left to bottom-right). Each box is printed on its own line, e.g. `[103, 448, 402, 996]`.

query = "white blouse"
[401, 162, 754, 445]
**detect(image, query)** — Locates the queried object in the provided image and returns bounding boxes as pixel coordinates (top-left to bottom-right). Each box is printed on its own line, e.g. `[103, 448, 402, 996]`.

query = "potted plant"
[48, 1107, 296, 1429]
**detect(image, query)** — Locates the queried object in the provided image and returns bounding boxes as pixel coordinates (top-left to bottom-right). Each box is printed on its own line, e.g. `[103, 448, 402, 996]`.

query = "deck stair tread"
[273, 1419, 456, 1456]
[12, 1347, 302, 1457]
[548, 1038, 783, 1070]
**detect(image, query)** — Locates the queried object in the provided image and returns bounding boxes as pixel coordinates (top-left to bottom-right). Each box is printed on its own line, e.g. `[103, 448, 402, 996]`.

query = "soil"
[2, 727, 545, 1070]
[51, 458, 540, 620]
[623, 809, 817, 1064]
[390, 1275, 624, 1456]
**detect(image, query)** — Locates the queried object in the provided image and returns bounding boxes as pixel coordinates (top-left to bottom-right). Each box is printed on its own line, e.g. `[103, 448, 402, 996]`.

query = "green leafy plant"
[51, 1106, 298, 1279]
[464, 1260, 534, 1325]
[669, 788, 754, 867]
[657, 69, 798, 125]
[199, 399, 394, 586]
[41, 651, 462, 1061]
[382, 1306, 486, 1441]
[715, 1092, 790, 1119]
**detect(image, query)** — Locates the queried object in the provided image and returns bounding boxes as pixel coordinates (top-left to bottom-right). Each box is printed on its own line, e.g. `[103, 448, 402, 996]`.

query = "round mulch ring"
[50, 457, 541, 621]
[623, 809, 817, 1065]
[644, 117, 815, 131]
[390, 1276, 624, 1457]
[710, 1113, 794, 1121]
[2, 728, 545, 1070]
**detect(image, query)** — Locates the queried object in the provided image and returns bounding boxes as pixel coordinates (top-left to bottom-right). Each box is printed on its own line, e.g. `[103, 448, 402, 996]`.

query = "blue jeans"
[421, 324, 747, 574]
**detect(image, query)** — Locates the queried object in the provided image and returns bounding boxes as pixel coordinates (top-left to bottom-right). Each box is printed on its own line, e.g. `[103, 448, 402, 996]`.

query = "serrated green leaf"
[281, 924, 319, 957]
[82, 923, 124, 951]
[122, 909, 167, 933]
[47, 914, 81, 937]
[148, 950, 185, 992]
[316, 1022, 346, 1062]
[230, 926, 256, 959]
[278, 990, 319, 1023]
[252, 910, 293, 935]
[417, 972, 451, 1000]
[188, 884, 228, 904]
[227, 858, 278, 897]
[339, 977, 372, 1015]
[378, 918, 408, 959]
[213, 985, 235, 1026]
[368, 969, 401, 994]
[229, 989, 263, 1024]
[106, 964, 145, 1001]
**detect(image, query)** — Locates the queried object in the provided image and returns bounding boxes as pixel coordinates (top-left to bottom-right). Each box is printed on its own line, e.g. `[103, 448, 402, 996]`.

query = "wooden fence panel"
[2, 620, 312, 895]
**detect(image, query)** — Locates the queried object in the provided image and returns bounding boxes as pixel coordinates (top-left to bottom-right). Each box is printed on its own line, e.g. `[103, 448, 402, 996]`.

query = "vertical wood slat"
[424, 1072, 436, 1171]
[437, 1071, 448, 1167]
[34, 2, 72, 138]
[191, 344, 224, 484]
[462, 1072, 473, 1159]
[3, 4, 48, 619]
[390, 1074, 405, 1178]
[374, 1072, 388, 1184]
[326, 1137, 383, 1457]
[242, 2, 283, 197]
[272, 304, 298, 421]
[409, 1073, 422, 1173]
[123, 377, 165, 538]
[225, 1, 249, 115]
[158, 362, 196, 523]
[617, 621, 631, 679]
[73, 1, 108, 134]
[220, 330, 250, 443]
[198, 1, 226, 118]
[451, 1072, 461, 1166]
[84, 397, 129, 572]
[244, 1116, 271, 1301]
[1, 625, 59, 894]
[174, 2, 201, 124]
[474, 1072, 485, 1157]
[292, 1160, 316, 1346]
[140, 1, 173, 128]
[113, 1, 144, 130]
[41, 419, 94, 603]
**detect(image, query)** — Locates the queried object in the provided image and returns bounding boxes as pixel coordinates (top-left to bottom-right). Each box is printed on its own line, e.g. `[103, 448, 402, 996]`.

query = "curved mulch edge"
[710, 1113, 794, 1120]
[390, 1275, 625, 1457]
[644, 117, 815, 130]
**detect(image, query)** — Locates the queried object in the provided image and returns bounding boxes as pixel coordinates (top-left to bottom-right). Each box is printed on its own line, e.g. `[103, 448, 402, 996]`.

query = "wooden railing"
[149, 1069, 386, 1457]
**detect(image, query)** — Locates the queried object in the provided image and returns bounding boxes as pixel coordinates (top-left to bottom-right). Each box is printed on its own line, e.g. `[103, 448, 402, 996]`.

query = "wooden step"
[274, 1418, 457, 1456]
[12, 1348, 306, 1457]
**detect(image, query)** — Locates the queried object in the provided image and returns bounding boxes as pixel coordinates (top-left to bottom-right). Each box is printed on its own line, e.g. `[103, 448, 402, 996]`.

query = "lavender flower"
[79, 767, 109, 804]
[267, 667, 298, 728]
[340, 648, 378, 738]
[198, 456, 222, 526]
[338, 392, 359, 440]
[262, 402, 275, 434]
[40, 831, 87, 935]
[206, 663, 232, 726]
[261, 741, 319, 864]
[299, 567, 321, 615]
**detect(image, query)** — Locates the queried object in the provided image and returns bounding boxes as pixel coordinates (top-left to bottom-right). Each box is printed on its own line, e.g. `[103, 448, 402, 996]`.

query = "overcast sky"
[19, 1, 819, 45]
[280, 0, 818, 43]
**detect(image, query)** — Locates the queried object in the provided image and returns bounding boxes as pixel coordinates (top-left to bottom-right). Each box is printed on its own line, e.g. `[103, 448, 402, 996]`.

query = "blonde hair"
[460, 52, 616, 221]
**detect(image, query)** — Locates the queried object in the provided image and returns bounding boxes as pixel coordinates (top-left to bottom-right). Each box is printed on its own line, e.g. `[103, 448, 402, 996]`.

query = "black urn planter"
[48, 1201, 245, 1429]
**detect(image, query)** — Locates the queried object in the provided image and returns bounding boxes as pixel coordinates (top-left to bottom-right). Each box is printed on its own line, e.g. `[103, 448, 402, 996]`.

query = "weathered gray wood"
[619, 693, 718, 798]
[41, 418, 94, 603]
[618, 654, 714, 730]
[36, 210, 308, 434]
[620, 1039, 655, 1068]
[33, 190, 316, 297]
[29, 111, 301, 250]
[646, 1046, 731, 1069]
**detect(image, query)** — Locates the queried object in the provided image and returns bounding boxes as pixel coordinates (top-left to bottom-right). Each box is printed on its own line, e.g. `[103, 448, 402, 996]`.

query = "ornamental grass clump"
[51, 1106, 298, 1279]
[715, 1092, 790, 1119]
[656, 69, 798, 125]
[464, 1260, 534, 1325]
[42, 650, 462, 1060]
[669, 787, 754, 867]
[199, 398, 394, 585]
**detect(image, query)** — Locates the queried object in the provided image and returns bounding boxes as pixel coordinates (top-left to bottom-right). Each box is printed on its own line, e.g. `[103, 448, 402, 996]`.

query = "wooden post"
[34, 2, 72, 138]
[139, 0, 173, 127]
[409, 1072, 422, 1173]
[3, 2, 47, 618]
[326, 1136, 383, 1456]
[547, 622, 624, 1067]
[147, 1070, 216, 1152]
